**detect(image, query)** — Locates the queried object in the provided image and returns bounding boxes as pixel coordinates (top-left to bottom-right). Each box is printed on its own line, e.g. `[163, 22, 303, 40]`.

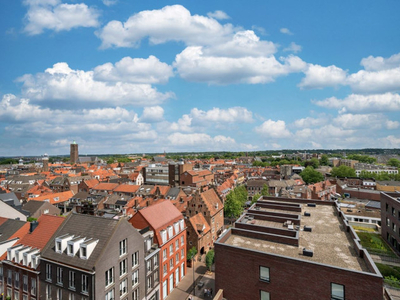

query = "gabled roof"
[0, 192, 20, 207]
[188, 213, 210, 237]
[113, 184, 140, 193]
[83, 178, 100, 189]
[22, 200, 48, 213]
[29, 190, 74, 205]
[132, 200, 182, 231]
[91, 182, 119, 191]
[200, 189, 223, 216]
[41, 213, 123, 271]
[0, 217, 29, 243]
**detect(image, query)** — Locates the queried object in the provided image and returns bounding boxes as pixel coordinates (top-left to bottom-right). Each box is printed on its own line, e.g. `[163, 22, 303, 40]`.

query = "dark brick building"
[381, 191, 400, 254]
[215, 197, 384, 300]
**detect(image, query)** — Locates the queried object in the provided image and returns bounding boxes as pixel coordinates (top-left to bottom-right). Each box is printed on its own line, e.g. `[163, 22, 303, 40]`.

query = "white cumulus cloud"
[254, 120, 291, 138]
[207, 10, 230, 20]
[140, 106, 164, 123]
[360, 52, 400, 71]
[93, 56, 173, 84]
[96, 5, 235, 48]
[299, 64, 347, 89]
[17, 62, 174, 107]
[280, 28, 293, 35]
[283, 42, 302, 53]
[23, 0, 100, 35]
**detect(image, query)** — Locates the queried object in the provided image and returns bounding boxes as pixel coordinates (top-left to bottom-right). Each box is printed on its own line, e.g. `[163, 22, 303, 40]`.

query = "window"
[23, 294, 28, 300]
[46, 264, 52, 281]
[154, 254, 158, 267]
[57, 288, 62, 300]
[170, 258, 174, 270]
[23, 275, 28, 292]
[69, 271, 76, 289]
[147, 276, 152, 289]
[82, 275, 88, 294]
[132, 288, 139, 300]
[69, 293, 75, 300]
[57, 267, 63, 285]
[105, 268, 114, 287]
[175, 240, 179, 251]
[14, 290, 19, 300]
[132, 251, 139, 268]
[46, 284, 52, 300]
[154, 270, 159, 283]
[132, 270, 139, 287]
[31, 278, 37, 296]
[259, 266, 270, 282]
[163, 249, 167, 261]
[119, 239, 127, 257]
[119, 259, 127, 277]
[68, 244, 74, 256]
[119, 278, 127, 297]
[180, 236, 184, 246]
[105, 289, 114, 300]
[147, 261, 151, 273]
[56, 241, 62, 253]
[175, 253, 179, 264]
[163, 264, 167, 276]
[169, 244, 173, 255]
[15, 272, 20, 288]
[260, 290, 270, 300]
[81, 247, 87, 259]
[331, 283, 345, 300]
[181, 249, 184, 260]
[7, 269, 12, 285]
[168, 226, 173, 239]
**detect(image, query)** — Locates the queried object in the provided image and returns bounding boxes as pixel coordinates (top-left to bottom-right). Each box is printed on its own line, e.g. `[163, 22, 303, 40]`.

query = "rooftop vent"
[303, 248, 313, 257]
[307, 203, 316, 207]
[304, 226, 312, 232]
[304, 212, 311, 217]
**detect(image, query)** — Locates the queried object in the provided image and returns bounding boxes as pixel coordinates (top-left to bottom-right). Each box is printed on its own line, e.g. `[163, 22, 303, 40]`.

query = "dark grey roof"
[41, 213, 121, 271]
[22, 200, 46, 214]
[115, 200, 127, 206]
[108, 178, 131, 184]
[0, 192, 20, 207]
[366, 201, 381, 209]
[166, 187, 181, 199]
[0, 218, 27, 242]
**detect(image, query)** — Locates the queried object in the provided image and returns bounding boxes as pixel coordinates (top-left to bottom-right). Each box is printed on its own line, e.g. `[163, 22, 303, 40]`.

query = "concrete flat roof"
[225, 203, 370, 273]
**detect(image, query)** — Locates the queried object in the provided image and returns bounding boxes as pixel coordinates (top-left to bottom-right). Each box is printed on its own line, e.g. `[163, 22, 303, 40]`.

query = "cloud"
[102, 0, 117, 6]
[347, 68, 400, 94]
[17, 62, 174, 107]
[360, 52, 400, 71]
[283, 42, 302, 53]
[207, 10, 230, 20]
[299, 64, 347, 89]
[292, 116, 329, 128]
[167, 132, 236, 149]
[379, 135, 400, 148]
[312, 93, 400, 113]
[280, 28, 293, 35]
[333, 113, 386, 130]
[386, 120, 400, 130]
[175, 46, 306, 84]
[93, 56, 173, 84]
[251, 25, 267, 36]
[254, 120, 291, 138]
[190, 107, 254, 124]
[23, 0, 100, 35]
[140, 106, 164, 123]
[97, 5, 235, 48]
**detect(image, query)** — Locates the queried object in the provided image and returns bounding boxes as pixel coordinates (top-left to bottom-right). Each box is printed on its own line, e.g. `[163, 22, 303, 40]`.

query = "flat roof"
[225, 203, 370, 273]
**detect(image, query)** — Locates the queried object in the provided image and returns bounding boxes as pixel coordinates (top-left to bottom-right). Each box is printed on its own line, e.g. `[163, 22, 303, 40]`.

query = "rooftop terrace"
[224, 199, 373, 273]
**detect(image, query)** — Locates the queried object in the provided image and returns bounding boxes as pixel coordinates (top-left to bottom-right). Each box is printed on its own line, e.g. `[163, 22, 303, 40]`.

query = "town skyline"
[1, 0, 400, 156]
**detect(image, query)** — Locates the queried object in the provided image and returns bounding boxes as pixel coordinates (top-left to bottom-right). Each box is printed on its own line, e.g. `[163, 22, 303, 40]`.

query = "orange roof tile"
[114, 184, 140, 193]
[29, 190, 74, 204]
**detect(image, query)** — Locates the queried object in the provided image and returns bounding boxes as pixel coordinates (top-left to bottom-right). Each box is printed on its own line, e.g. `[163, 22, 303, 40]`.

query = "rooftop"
[223, 200, 372, 273]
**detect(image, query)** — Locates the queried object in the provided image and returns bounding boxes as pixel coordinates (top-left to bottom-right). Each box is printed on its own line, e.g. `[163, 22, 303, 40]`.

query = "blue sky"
[1, 0, 400, 156]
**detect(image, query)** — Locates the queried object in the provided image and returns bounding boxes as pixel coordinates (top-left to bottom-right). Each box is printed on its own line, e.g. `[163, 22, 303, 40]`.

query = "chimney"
[135, 199, 138, 208]
[30, 221, 39, 233]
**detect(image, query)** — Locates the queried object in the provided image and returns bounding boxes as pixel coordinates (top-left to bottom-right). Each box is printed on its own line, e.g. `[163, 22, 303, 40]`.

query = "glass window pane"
[331, 283, 344, 300]
[260, 290, 270, 300]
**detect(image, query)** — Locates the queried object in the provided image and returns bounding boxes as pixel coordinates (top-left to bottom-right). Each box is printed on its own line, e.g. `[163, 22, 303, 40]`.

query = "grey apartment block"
[39, 213, 147, 300]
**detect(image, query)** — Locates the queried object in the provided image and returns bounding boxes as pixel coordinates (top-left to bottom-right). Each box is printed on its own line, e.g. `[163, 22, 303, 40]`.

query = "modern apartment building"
[215, 197, 384, 300]
[39, 213, 147, 300]
[381, 191, 400, 254]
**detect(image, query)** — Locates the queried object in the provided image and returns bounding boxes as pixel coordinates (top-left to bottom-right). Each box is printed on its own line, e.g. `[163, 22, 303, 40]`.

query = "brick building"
[215, 197, 384, 300]
[180, 170, 214, 188]
[1, 215, 64, 300]
[381, 191, 400, 254]
[186, 213, 212, 257]
[129, 201, 186, 300]
[185, 189, 224, 242]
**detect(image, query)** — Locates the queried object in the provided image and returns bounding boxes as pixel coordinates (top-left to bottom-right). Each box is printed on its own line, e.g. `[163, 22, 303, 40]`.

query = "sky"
[0, 0, 400, 156]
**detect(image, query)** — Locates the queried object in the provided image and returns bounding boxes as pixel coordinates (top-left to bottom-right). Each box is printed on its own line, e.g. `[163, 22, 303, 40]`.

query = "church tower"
[70, 141, 79, 165]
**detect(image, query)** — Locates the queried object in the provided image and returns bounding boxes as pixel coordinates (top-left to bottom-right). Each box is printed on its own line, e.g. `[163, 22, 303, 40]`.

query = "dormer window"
[80, 246, 87, 259]
[167, 226, 173, 239]
[56, 241, 62, 253]
[68, 244, 74, 256]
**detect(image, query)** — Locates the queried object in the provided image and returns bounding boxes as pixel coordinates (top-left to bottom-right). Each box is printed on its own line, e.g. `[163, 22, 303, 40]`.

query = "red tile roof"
[114, 184, 140, 193]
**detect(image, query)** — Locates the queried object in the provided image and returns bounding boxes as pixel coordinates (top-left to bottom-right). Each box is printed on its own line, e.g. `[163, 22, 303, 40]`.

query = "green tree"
[252, 193, 261, 204]
[187, 246, 198, 261]
[305, 158, 319, 169]
[387, 158, 400, 168]
[347, 154, 376, 164]
[205, 249, 215, 272]
[261, 184, 270, 196]
[224, 185, 248, 218]
[331, 165, 357, 178]
[299, 166, 324, 184]
[320, 154, 329, 166]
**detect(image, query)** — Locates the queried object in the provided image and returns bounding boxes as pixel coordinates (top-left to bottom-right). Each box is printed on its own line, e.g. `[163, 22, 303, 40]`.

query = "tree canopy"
[320, 154, 329, 166]
[205, 249, 215, 272]
[224, 185, 248, 218]
[346, 154, 376, 164]
[387, 158, 400, 168]
[299, 166, 324, 184]
[331, 165, 357, 178]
